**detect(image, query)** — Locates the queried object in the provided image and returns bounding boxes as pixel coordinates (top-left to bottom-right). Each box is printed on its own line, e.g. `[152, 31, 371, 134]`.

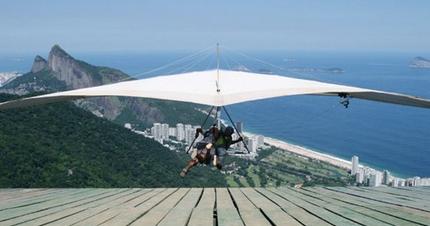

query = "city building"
[351, 155, 359, 176]
[176, 123, 185, 141]
[231, 133, 244, 151]
[168, 127, 176, 137]
[369, 171, 383, 187]
[184, 125, 195, 145]
[355, 170, 364, 184]
[151, 123, 162, 141]
[255, 135, 264, 147]
[247, 137, 258, 153]
[161, 123, 169, 139]
[383, 170, 391, 185]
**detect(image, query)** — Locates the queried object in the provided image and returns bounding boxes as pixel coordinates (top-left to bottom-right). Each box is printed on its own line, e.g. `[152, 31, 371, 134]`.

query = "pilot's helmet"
[224, 126, 234, 136]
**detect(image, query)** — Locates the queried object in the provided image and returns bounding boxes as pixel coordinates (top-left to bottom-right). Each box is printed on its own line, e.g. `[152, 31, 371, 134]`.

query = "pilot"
[180, 126, 242, 177]
[212, 126, 243, 170]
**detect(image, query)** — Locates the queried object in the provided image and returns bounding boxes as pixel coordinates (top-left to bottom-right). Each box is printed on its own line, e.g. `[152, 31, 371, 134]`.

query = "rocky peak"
[48, 45, 97, 89]
[49, 45, 72, 60]
[31, 55, 48, 73]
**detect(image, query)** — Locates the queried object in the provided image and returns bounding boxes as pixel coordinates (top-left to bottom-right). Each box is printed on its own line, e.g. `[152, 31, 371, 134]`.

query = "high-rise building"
[383, 170, 391, 185]
[161, 123, 169, 140]
[255, 135, 264, 147]
[351, 155, 359, 176]
[235, 122, 244, 133]
[176, 123, 185, 141]
[355, 169, 364, 184]
[169, 127, 176, 137]
[393, 178, 400, 187]
[369, 171, 382, 187]
[184, 125, 195, 145]
[231, 133, 244, 150]
[152, 123, 162, 140]
[248, 137, 258, 153]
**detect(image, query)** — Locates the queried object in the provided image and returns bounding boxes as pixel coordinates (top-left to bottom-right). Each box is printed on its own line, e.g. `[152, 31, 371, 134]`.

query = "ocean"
[1, 51, 429, 177]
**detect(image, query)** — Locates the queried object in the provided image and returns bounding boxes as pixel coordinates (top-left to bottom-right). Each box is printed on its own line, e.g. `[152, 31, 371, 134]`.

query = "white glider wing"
[1, 70, 430, 109]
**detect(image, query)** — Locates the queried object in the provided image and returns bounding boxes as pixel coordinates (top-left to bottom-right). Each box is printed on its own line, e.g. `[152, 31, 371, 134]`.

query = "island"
[409, 56, 430, 68]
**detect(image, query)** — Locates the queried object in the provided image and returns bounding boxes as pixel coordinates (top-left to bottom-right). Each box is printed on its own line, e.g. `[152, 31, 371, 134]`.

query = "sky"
[1, 0, 430, 54]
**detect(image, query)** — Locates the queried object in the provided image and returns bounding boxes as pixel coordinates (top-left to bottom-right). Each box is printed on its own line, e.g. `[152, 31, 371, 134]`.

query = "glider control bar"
[222, 106, 251, 154]
[186, 106, 216, 154]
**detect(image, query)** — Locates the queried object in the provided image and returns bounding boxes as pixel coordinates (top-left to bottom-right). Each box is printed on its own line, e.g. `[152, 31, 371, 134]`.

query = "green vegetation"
[2, 69, 67, 91]
[0, 94, 226, 188]
[142, 99, 208, 127]
[113, 97, 209, 130]
[0, 93, 351, 188]
[224, 146, 351, 187]
[76, 60, 129, 85]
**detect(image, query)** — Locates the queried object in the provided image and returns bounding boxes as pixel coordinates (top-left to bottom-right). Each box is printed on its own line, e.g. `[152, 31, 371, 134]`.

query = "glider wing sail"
[1, 70, 430, 110]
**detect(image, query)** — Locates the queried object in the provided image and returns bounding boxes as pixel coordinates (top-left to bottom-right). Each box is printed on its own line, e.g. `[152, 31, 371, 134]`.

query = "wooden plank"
[269, 188, 361, 226]
[102, 188, 176, 226]
[351, 187, 430, 206]
[216, 188, 244, 226]
[25, 189, 146, 226]
[361, 187, 430, 204]
[317, 187, 430, 225]
[0, 189, 84, 211]
[0, 189, 108, 223]
[255, 187, 331, 226]
[0, 189, 54, 203]
[330, 187, 430, 212]
[1, 187, 429, 226]
[282, 187, 393, 226]
[188, 188, 215, 226]
[129, 188, 189, 226]
[157, 188, 202, 226]
[300, 187, 420, 226]
[401, 186, 430, 195]
[228, 188, 272, 226]
[57, 189, 158, 226]
[240, 188, 302, 226]
[0, 189, 125, 226]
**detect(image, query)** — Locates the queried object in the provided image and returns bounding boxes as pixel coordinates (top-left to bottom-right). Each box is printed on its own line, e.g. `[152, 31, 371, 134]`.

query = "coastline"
[243, 132, 353, 170]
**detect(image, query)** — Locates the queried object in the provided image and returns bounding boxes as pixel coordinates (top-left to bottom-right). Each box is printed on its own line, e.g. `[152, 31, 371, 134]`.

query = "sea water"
[1, 51, 429, 177]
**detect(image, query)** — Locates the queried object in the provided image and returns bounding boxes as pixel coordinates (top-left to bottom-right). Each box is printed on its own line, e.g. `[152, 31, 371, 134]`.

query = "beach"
[244, 132, 353, 170]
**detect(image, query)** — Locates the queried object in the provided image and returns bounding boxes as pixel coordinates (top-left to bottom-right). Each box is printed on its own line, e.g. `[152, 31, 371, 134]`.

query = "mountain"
[1, 45, 207, 128]
[409, 56, 430, 68]
[0, 93, 225, 187]
[0, 72, 21, 87]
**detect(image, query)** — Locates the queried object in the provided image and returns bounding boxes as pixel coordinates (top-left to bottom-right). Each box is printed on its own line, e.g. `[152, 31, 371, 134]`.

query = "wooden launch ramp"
[0, 186, 429, 225]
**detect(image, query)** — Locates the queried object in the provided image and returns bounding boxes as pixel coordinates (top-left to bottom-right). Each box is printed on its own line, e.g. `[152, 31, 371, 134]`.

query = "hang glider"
[1, 70, 430, 110]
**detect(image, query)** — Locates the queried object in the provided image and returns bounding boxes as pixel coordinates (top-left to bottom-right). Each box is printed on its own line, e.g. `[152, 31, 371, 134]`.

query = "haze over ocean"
[2, 51, 430, 177]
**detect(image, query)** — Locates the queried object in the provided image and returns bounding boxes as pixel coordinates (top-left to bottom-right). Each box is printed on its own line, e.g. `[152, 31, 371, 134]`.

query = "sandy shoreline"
[244, 132, 352, 170]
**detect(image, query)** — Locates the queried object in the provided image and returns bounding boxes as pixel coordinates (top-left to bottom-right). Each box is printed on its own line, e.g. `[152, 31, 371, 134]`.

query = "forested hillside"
[0, 94, 226, 188]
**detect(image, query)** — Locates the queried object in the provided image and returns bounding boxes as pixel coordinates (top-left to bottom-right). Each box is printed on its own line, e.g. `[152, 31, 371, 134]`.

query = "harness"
[193, 129, 216, 165]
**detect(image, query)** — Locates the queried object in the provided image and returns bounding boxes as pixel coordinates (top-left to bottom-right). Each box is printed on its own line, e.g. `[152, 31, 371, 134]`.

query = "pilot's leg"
[180, 158, 198, 177]
[215, 147, 227, 170]
[181, 145, 212, 177]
